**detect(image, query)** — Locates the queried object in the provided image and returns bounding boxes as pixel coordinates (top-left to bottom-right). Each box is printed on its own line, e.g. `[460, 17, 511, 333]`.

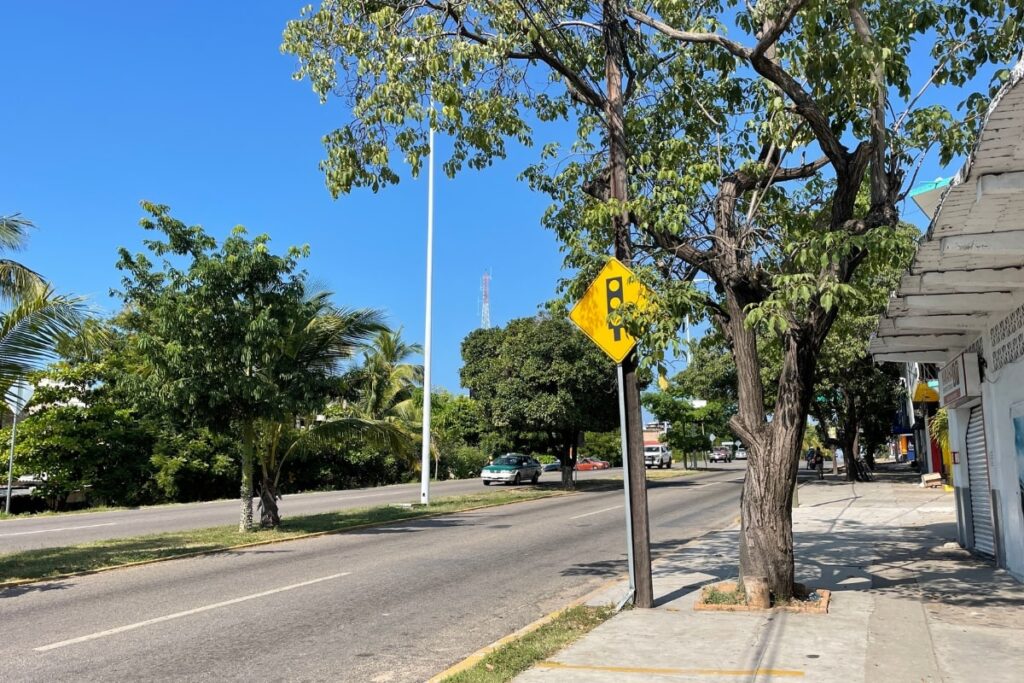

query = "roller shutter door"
[965, 406, 995, 557]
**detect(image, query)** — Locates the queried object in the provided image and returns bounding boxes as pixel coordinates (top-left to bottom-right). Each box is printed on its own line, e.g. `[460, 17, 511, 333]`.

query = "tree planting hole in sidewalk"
[696, 581, 829, 612]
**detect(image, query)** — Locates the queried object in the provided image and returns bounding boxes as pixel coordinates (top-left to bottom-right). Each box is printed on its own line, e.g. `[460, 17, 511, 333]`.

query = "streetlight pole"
[5, 411, 16, 515]
[419, 120, 435, 506]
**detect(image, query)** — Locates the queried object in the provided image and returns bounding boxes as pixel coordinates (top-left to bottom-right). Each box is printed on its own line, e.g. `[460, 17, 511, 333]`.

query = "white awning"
[872, 59, 1024, 363]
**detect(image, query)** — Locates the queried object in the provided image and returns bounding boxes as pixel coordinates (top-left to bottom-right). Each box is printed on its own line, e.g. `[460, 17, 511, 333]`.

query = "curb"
[426, 576, 625, 683]
[427, 500, 742, 682]
[0, 491, 573, 591]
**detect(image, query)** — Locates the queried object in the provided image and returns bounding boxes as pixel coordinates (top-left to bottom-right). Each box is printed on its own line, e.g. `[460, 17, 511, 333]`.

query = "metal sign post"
[615, 363, 636, 609]
[569, 258, 654, 610]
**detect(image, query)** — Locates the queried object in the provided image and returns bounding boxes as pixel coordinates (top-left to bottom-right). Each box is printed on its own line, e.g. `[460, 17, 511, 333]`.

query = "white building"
[872, 59, 1024, 581]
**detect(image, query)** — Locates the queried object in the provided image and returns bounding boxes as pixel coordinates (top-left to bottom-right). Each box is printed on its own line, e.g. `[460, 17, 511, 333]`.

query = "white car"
[734, 448, 748, 460]
[644, 445, 672, 469]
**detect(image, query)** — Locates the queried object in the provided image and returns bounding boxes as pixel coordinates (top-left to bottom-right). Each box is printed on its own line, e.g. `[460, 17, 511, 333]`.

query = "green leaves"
[460, 316, 618, 446]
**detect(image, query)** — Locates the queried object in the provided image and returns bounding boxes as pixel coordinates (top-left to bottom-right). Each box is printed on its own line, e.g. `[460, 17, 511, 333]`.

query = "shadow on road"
[0, 579, 73, 599]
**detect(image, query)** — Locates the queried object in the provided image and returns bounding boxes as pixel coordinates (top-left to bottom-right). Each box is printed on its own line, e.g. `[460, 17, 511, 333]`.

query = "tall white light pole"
[420, 120, 436, 506]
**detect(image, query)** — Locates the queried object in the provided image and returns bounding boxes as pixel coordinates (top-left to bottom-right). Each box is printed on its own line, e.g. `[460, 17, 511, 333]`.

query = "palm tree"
[253, 293, 387, 527]
[0, 214, 45, 302]
[0, 213, 85, 404]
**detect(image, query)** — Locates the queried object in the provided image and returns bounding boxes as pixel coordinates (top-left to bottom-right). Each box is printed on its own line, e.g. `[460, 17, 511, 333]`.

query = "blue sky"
[0, 1, 569, 392]
[0, 2, 981, 393]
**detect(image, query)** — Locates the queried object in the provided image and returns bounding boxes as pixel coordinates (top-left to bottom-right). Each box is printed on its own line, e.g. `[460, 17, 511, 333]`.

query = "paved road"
[0, 464, 746, 682]
[0, 468, 624, 553]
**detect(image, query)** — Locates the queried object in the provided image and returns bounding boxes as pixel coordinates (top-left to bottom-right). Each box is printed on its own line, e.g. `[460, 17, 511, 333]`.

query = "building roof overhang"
[873, 59, 1024, 364]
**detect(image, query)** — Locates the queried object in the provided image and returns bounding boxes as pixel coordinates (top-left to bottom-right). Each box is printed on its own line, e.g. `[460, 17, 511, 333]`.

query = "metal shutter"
[965, 406, 996, 557]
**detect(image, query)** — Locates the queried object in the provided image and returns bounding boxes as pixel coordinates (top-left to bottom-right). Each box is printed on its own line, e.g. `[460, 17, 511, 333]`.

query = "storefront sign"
[940, 353, 981, 407]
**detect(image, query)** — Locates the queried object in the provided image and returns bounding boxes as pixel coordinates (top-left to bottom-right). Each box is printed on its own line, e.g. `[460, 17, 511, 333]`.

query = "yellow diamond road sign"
[569, 258, 651, 363]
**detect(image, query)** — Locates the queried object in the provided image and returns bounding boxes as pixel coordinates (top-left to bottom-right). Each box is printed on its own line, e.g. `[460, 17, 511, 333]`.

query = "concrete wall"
[978, 335, 1024, 581]
[946, 329, 1024, 581]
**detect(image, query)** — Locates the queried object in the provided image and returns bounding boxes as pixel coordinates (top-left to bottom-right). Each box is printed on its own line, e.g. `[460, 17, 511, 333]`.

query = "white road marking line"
[569, 505, 623, 520]
[34, 572, 351, 652]
[0, 522, 117, 538]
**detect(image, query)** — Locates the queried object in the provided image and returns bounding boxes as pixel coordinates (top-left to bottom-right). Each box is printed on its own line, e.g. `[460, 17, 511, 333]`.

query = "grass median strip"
[0, 488, 564, 586]
[441, 605, 614, 683]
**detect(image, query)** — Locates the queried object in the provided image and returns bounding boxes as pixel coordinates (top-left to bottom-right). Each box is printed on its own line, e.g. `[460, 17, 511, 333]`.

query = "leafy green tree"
[644, 389, 728, 468]
[432, 390, 485, 479]
[9, 361, 155, 510]
[579, 431, 622, 465]
[332, 328, 422, 467]
[461, 316, 618, 488]
[150, 428, 239, 502]
[283, 1, 1024, 599]
[116, 202, 383, 530]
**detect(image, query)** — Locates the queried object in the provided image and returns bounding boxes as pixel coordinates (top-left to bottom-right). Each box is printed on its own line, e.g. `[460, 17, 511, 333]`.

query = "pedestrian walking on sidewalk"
[814, 450, 825, 480]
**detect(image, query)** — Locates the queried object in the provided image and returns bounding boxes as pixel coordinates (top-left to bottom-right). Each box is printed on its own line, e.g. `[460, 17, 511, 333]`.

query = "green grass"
[703, 585, 746, 605]
[0, 488, 563, 585]
[443, 605, 614, 683]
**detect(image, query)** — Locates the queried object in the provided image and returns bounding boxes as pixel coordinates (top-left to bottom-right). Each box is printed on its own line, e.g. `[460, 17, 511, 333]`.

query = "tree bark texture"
[239, 424, 255, 532]
[736, 330, 816, 601]
[605, 0, 653, 609]
[259, 476, 282, 528]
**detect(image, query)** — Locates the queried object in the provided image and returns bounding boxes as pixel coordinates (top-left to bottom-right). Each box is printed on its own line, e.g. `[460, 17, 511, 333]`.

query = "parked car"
[643, 444, 673, 469]
[734, 448, 748, 460]
[576, 457, 611, 471]
[542, 461, 561, 472]
[709, 449, 731, 463]
[481, 454, 543, 485]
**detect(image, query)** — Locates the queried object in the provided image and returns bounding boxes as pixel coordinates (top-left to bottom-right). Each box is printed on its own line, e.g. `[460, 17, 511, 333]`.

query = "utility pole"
[603, 0, 653, 609]
[419, 118, 435, 505]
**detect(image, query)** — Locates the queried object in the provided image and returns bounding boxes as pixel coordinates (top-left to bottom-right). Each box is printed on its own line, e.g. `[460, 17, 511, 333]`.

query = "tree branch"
[624, 8, 752, 59]
[752, 0, 809, 59]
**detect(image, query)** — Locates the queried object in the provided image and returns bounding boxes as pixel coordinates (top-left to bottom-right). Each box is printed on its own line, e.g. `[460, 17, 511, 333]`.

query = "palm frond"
[0, 284, 87, 390]
[0, 259, 45, 303]
[0, 214, 33, 250]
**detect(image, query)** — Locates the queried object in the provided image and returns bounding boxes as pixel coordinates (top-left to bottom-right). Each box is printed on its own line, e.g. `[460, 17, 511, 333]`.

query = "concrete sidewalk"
[515, 467, 1024, 682]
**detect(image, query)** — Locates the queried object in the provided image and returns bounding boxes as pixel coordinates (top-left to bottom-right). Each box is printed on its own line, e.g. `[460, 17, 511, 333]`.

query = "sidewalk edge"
[425, 576, 624, 683]
[427, 504, 741, 683]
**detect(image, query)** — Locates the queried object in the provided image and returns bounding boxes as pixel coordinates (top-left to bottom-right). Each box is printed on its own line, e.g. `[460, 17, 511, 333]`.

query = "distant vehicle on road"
[575, 457, 611, 471]
[709, 449, 731, 463]
[643, 444, 673, 469]
[734, 448, 748, 460]
[542, 461, 561, 472]
[481, 454, 542, 485]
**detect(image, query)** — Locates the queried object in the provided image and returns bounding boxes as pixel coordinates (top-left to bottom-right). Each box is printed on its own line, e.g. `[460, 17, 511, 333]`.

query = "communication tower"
[481, 270, 491, 329]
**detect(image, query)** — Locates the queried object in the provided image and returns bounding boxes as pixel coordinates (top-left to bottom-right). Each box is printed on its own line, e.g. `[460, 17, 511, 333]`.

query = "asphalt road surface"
[0, 464, 747, 682]
[0, 468, 626, 553]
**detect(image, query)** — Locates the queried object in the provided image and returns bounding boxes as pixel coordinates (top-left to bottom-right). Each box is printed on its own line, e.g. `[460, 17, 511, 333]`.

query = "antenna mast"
[481, 270, 491, 329]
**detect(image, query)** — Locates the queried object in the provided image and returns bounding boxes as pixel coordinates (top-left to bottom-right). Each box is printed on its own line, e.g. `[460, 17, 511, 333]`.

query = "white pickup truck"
[644, 444, 672, 469]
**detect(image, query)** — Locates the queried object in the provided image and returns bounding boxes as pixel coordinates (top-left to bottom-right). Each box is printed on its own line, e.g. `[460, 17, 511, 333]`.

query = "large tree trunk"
[736, 333, 815, 602]
[258, 475, 282, 528]
[239, 423, 255, 532]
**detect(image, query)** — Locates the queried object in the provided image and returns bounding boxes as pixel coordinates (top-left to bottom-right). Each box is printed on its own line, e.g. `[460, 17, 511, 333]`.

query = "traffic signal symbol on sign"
[569, 259, 651, 363]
